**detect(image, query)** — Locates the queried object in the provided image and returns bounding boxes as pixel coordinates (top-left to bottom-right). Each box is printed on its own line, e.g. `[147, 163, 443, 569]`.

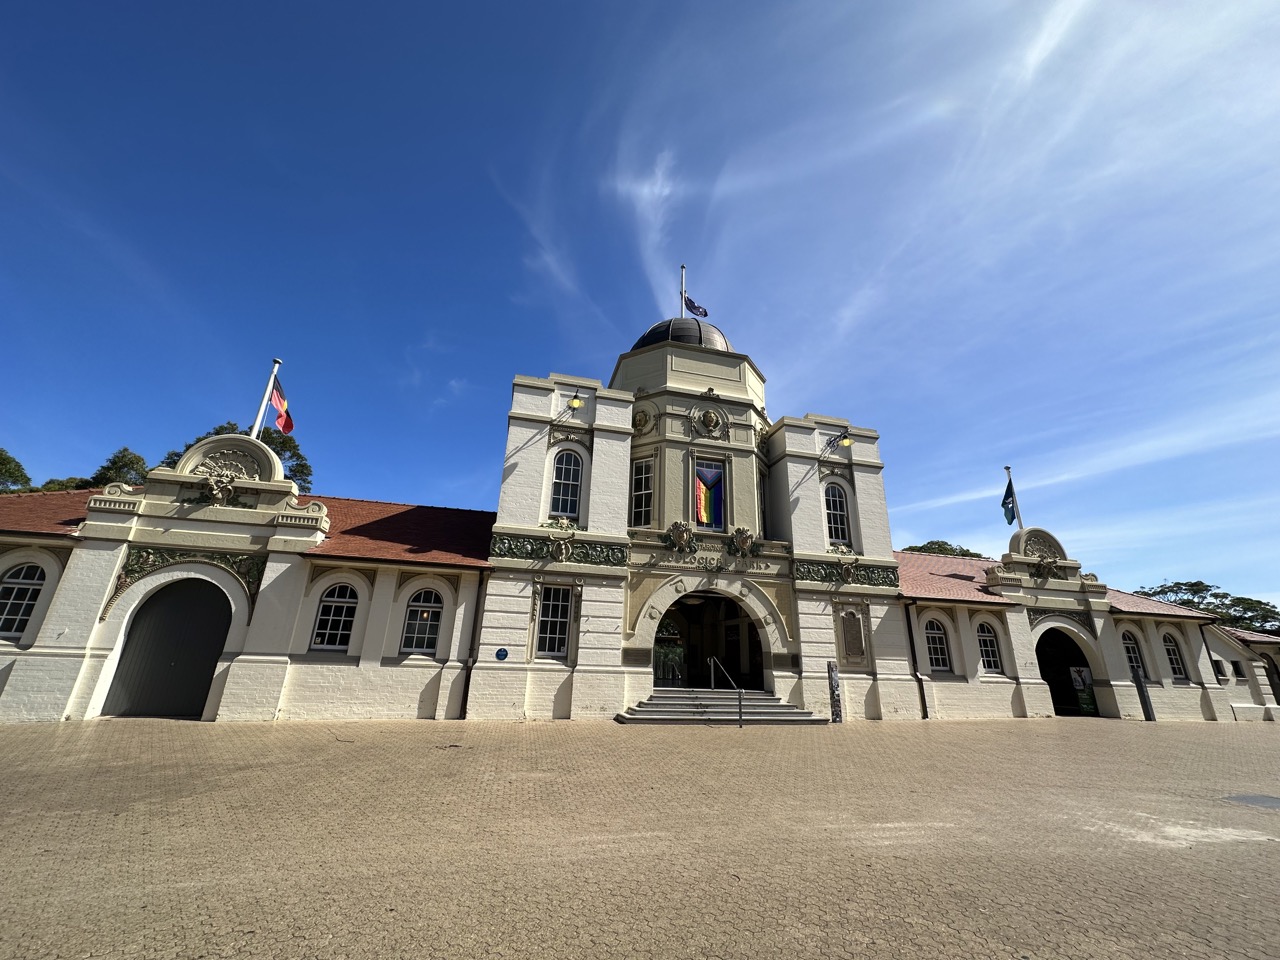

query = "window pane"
[976, 623, 1002, 672]
[312, 583, 358, 648]
[630, 459, 653, 527]
[402, 589, 444, 653]
[824, 485, 850, 545]
[550, 451, 582, 518]
[0, 564, 46, 639]
[1163, 634, 1187, 679]
[536, 586, 572, 657]
[924, 619, 950, 671]
[1122, 632, 1147, 680]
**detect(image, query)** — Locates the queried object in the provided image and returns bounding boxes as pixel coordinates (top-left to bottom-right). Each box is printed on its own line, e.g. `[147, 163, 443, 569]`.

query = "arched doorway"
[1035, 628, 1100, 717]
[653, 591, 765, 691]
[102, 578, 232, 719]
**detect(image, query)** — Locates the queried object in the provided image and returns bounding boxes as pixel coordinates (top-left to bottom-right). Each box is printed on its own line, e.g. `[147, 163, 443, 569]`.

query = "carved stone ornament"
[631, 402, 660, 438]
[540, 516, 582, 532]
[100, 547, 267, 621]
[490, 534, 627, 567]
[794, 559, 899, 588]
[549, 426, 592, 452]
[1080, 572, 1099, 583]
[689, 403, 730, 441]
[192, 449, 261, 505]
[724, 527, 762, 558]
[1024, 532, 1064, 561]
[1030, 555, 1063, 581]
[662, 521, 700, 555]
[1029, 607, 1097, 639]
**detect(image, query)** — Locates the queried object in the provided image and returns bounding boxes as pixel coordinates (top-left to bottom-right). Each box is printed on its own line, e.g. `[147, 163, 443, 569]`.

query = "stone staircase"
[615, 688, 827, 725]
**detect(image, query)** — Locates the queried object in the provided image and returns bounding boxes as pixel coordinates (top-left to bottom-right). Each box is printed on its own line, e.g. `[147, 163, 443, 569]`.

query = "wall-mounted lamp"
[822, 430, 853, 454]
[567, 389, 584, 412]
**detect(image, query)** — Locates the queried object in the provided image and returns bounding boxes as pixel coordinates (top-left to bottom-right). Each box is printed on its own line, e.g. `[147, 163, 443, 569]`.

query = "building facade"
[1, 318, 1276, 723]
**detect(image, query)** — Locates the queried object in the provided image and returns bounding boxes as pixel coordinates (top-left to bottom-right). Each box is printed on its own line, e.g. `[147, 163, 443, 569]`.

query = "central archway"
[102, 578, 233, 719]
[654, 591, 766, 691]
[1035, 628, 1100, 717]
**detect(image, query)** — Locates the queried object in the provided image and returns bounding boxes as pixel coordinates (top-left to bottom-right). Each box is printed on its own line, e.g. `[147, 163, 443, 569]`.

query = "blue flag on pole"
[1001, 480, 1017, 525]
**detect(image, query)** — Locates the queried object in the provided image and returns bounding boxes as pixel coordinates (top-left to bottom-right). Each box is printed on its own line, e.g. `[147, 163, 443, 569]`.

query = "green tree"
[0, 448, 32, 492]
[161, 421, 313, 493]
[1134, 581, 1280, 636]
[38, 476, 94, 491]
[901, 540, 986, 558]
[89, 447, 150, 486]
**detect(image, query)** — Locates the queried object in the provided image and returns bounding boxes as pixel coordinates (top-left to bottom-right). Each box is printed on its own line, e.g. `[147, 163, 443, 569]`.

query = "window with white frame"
[312, 583, 358, 648]
[1122, 631, 1149, 680]
[976, 622, 1002, 672]
[924, 618, 951, 671]
[824, 484, 851, 546]
[401, 589, 443, 654]
[550, 450, 582, 520]
[536, 585, 573, 658]
[1163, 633, 1187, 680]
[630, 459, 653, 527]
[0, 564, 46, 640]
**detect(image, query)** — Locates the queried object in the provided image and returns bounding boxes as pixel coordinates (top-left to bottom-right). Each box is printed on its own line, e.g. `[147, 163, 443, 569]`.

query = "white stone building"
[1, 318, 1276, 723]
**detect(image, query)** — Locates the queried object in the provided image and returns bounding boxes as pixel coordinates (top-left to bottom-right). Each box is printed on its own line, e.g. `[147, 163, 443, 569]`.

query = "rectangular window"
[1163, 635, 1187, 680]
[630, 459, 654, 527]
[1231, 660, 1248, 679]
[924, 621, 951, 672]
[694, 459, 725, 531]
[536, 586, 573, 658]
[976, 624, 1002, 673]
[1122, 634, 1148, 680]
[1211, 659, 1227, 679]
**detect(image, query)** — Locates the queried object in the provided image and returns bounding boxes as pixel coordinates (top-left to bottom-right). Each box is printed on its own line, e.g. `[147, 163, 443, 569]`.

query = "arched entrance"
[102, 578, 232, 718]
[1035, 628, 1100, 717]
[653, 591, 766, 691]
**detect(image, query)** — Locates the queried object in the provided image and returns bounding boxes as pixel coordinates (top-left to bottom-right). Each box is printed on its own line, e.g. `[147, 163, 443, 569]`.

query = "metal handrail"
[707, 656, 744, 728]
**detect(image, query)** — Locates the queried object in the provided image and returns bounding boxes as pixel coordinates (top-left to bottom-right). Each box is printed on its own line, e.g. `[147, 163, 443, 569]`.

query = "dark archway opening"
[103, 578, 233, 719]
[1035, 628, 1100, 717]
[654, 592, 765, 691]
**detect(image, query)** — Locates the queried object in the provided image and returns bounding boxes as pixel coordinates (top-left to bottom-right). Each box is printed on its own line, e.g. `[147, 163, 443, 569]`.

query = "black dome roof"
[630, 317, 733, 353]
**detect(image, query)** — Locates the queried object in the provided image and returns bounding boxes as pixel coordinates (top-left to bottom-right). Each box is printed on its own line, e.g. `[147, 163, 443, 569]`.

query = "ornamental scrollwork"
[100, 547, 267, 621]
[1028, 607, 1097, 639]
[1030, 555, 1063, 581]
[490, 534, 627, 567]
[540, 517, 583, 532]
[724, 527, 763, 558]
[193, 449, 261, 506]
[689, 404, 730, 441]
[662, 521, 700, 555]
[793, 560, 899, 588]
[1024, 532, 1064, 561]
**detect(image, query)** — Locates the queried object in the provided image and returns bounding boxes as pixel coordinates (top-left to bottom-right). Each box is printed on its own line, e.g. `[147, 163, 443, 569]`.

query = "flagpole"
[680, 264, 686, 318]
[250, 358, 283, 440]
[1004, 465, 1025, 530]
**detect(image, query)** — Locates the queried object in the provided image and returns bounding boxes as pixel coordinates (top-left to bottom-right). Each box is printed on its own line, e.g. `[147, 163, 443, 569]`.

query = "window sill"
[383, 653, 443, 667]
[294, 649, 355, 664]
[977, 673, 1014, 684]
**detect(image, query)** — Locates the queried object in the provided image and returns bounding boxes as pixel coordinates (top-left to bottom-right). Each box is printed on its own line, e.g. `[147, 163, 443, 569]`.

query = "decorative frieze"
[794, 559, 899, 588]
[1028, 607, 1097, 638]
[1024, 532, 1065, 561]
[490, 534, 627, 567]
[548, 425, 592, 452]
[100, 546, 267, 621]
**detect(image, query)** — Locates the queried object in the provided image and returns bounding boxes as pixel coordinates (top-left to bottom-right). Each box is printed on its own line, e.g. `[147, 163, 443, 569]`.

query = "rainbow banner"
[695, 463, 723, 529]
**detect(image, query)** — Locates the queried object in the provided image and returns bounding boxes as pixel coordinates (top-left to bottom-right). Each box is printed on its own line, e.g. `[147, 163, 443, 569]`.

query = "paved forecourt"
[3, 719, 1278, 960]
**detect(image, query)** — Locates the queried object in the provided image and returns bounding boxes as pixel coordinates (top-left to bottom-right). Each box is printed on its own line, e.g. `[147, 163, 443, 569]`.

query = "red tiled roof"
[894, 551, 1015, 606]
[1105, 589, 1211, 621]
[1221, 625, 1280, 645]
[303, 496, 494, 568]
[0, 489, 93, 537]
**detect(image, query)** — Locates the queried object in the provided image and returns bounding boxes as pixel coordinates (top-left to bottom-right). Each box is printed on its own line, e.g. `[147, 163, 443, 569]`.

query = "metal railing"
[707, 656, 744, 728]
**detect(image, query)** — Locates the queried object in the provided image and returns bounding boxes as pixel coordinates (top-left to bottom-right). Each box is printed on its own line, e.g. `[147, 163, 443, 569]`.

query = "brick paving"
[2, 719, 1279, 960]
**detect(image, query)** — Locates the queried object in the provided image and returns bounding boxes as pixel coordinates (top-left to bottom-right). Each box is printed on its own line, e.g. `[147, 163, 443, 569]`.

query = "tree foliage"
[901, 540, 986, 559]
[0, 448, 31, 492]
[1134, 580, 1280, 636]
[37, 476, 94, 492]
[89, 447, 150, 487]
[161, 421, 313, 493]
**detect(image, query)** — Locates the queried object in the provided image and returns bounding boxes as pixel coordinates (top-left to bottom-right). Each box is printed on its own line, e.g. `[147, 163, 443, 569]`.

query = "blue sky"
[2, 2, 1277, 603]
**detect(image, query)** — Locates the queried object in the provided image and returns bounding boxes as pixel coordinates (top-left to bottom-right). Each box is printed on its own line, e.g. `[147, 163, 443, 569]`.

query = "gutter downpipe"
[902, 598, 929, 719]
[459, 567, 491, 720]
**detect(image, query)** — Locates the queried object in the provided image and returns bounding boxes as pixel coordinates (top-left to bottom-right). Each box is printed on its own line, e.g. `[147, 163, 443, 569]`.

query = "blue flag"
[1002, 480, 1017, 525]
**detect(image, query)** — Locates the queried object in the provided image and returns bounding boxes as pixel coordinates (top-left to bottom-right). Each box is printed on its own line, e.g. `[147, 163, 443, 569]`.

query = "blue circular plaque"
[495, 648, 509, 661]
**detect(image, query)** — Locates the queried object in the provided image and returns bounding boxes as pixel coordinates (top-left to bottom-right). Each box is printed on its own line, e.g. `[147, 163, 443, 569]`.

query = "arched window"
[311, 583, 358, 649]
[550, 450, 582, 520]
[924, 618, 951, 672]
[0, 563, 46, 641]
[401, 589, 444, 654]
[1163, 632, 1187, 680]
[1122, 631, 1148, 680]
[824, 484, 850, 545]
[976, 622, 1002, 673]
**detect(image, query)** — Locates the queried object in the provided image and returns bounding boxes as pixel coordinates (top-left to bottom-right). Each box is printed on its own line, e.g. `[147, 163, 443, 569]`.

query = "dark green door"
[102, 579, 232, 718]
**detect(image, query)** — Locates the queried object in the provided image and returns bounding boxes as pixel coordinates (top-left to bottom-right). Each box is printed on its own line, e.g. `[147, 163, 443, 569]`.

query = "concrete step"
[615, 688, 827, 725]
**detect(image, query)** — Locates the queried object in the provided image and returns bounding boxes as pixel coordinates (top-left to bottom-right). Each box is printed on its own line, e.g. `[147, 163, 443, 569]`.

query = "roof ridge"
[300, 494, 496, 514]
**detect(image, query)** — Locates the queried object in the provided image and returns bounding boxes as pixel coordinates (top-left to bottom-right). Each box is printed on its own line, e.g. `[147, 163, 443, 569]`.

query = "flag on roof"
[1001, 480, 1016, 525]
[270, 377, 294, 434]
[684, 294, 708, 318]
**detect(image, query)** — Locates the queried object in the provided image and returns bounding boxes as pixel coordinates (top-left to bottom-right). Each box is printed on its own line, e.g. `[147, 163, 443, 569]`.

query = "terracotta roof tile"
[1105, 589, 1211, 621]
[1221, 625, 1280, 645]
[894, 551, 1015, 606]
[0, 489, 93, 537]
[303, 496, 495, 568]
